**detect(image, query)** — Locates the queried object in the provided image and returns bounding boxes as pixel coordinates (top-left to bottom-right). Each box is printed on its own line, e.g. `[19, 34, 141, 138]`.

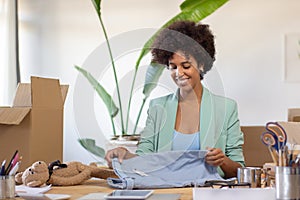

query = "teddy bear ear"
[15, 172, 24, 184]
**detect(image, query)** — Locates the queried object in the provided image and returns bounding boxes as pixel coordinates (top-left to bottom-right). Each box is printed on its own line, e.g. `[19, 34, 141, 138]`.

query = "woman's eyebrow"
[181, 61, 191, 65]
[168, 61, 191, 65]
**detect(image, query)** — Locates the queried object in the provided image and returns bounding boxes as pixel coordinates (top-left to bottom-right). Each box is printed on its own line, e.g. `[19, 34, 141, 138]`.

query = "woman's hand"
[105, 147, 129, 168]
[206, 147, 243, 178]
[205, 147, 225, 167]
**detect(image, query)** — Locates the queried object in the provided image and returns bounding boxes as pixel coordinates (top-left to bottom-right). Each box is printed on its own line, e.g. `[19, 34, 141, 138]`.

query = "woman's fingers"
[105, 147, 128, 168]
[205, 147, 225, 166]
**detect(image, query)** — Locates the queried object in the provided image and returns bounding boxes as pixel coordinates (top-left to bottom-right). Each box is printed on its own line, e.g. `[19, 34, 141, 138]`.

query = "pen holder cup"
[276, 166, 300, 200]
[0, 175, 15, 199]
[237, 167, 262, 188]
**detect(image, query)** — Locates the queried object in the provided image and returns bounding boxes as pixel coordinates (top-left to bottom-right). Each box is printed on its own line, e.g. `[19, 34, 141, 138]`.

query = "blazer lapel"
[157, 93, 178, 152]
[157, 87, 220, 151]
[200, 87, 215, 149]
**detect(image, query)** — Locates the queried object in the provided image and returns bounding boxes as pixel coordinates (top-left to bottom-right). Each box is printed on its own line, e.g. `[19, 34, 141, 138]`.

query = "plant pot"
[110, 134, 140, 141]
[106, 134, 140, 153]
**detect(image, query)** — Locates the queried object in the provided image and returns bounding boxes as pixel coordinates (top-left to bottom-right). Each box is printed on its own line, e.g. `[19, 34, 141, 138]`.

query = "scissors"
[261, 122, 287, 152]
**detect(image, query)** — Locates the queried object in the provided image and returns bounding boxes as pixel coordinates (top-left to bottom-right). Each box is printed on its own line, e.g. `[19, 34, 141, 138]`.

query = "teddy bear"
[15, 160, 117, 187]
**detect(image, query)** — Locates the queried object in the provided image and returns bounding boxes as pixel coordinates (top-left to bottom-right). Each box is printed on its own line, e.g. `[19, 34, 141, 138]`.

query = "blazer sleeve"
[224, 100, 245, 166]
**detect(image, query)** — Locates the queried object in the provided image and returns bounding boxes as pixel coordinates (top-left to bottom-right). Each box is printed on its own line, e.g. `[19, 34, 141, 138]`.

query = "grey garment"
[107, 150, 226, 189]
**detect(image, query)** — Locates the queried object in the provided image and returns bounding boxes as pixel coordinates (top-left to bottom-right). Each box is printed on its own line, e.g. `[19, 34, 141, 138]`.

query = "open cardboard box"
[0, 76, 68, 171]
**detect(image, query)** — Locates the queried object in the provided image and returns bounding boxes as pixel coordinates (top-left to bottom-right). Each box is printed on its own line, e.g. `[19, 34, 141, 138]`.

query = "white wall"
[18, 0, 300, 164]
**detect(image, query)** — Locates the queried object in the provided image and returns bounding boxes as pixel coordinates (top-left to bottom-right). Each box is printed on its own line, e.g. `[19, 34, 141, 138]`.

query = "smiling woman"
[105, 20, 245, 179]
[74, 0, 229, 160]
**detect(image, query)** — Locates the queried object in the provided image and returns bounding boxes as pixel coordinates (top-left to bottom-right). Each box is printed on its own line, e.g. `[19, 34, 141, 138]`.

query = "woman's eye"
[182, 63, 191, 69]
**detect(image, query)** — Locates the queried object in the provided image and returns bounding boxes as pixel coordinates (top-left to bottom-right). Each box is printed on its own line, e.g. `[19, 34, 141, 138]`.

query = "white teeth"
[177, 78, 188, 85]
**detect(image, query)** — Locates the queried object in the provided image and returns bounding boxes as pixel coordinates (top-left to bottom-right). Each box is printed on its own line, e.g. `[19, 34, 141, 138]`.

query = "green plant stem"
[110, 116, 116, 136]
[98, 9, 125, 135]
[125, 69, 137, 133]
[133, 98, 147, 135]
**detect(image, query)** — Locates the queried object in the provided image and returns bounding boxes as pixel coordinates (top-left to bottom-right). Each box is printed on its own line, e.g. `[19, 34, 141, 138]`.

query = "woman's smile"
[175, 77, 190, 87]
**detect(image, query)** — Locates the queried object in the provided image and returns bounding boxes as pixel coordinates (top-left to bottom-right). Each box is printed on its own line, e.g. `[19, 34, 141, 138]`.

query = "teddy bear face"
[31, 161, 49, 173]
[22, 161, 49, 187]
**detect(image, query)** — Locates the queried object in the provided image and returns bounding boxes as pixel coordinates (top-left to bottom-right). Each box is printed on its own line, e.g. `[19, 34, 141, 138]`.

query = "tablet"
[104, 190, 154, 199]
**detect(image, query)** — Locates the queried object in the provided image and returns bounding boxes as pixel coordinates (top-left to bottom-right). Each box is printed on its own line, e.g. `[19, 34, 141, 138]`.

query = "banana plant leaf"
[138, 0, 228, 97]
[143, 63, 165, 98]
[78, 138, 105, 158]
[75, 65, 119, 118]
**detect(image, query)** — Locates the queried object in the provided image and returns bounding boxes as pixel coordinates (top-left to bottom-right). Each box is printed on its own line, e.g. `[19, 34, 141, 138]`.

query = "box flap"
[13, 83, 32, 107]
[0, 107, 31, 125]
[278, 121, 300, 145]
[60, 85, 69, 104]
[31, 76, 65, 108]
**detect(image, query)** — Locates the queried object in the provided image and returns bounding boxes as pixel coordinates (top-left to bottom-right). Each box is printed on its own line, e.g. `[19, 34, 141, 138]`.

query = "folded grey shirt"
[107, 150, 228, 189]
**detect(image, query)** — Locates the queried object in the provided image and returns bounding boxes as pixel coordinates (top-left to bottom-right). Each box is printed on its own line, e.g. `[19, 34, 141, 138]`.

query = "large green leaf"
[143, 63, 165, 98]
[78, 138, 105, 158]
[180, 0, 227, 11]
[75, 65, 119, 118]
[180, 0, 228, 20]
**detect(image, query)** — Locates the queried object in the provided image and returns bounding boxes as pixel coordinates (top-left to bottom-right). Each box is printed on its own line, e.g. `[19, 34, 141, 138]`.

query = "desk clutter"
[2, 121, 300, 199]
[259, 121, 300, 199]
[213, 121, 300, 199]
[0, 150, 117, 199]
[0, 150, 21, 199]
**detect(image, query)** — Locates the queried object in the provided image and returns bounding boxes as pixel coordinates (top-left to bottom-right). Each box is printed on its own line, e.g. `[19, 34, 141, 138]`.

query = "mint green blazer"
[136, 87, 245, 176]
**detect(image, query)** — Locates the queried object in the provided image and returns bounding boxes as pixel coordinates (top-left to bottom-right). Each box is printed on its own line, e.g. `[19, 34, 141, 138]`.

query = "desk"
[18, 179, 193, 200]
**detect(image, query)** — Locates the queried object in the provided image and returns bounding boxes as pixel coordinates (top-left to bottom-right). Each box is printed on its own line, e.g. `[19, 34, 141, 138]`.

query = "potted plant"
[75, 0, 229, 159]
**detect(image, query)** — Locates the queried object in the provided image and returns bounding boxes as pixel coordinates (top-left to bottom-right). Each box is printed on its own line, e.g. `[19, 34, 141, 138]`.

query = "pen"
[11, 152, 20, 168]
[267, 145, 278, 165]
[9, 161, 20, 176]
[278, 148, 283, 166]
[0, 160, 6, 176]
[282, 147, 287, 167]
[5, 150, 19, 175]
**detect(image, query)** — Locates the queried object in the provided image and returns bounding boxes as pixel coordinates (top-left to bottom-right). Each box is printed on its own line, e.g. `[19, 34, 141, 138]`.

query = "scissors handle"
[261, 130, 286, 152]
[265, 122, 287, 145]
[261, 132, 276, 146]
[261, 131, 278, 151]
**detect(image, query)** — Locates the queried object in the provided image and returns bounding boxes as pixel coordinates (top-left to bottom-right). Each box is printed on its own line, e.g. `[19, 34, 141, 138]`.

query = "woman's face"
[168, 51, 202, 94]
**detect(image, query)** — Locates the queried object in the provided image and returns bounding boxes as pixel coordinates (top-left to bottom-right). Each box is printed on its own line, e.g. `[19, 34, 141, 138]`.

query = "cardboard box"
[0, 76, 68, 171]
[288, 108, 300, 122]
[241, 126, 273, 167]
[278, 121, 300, 146]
